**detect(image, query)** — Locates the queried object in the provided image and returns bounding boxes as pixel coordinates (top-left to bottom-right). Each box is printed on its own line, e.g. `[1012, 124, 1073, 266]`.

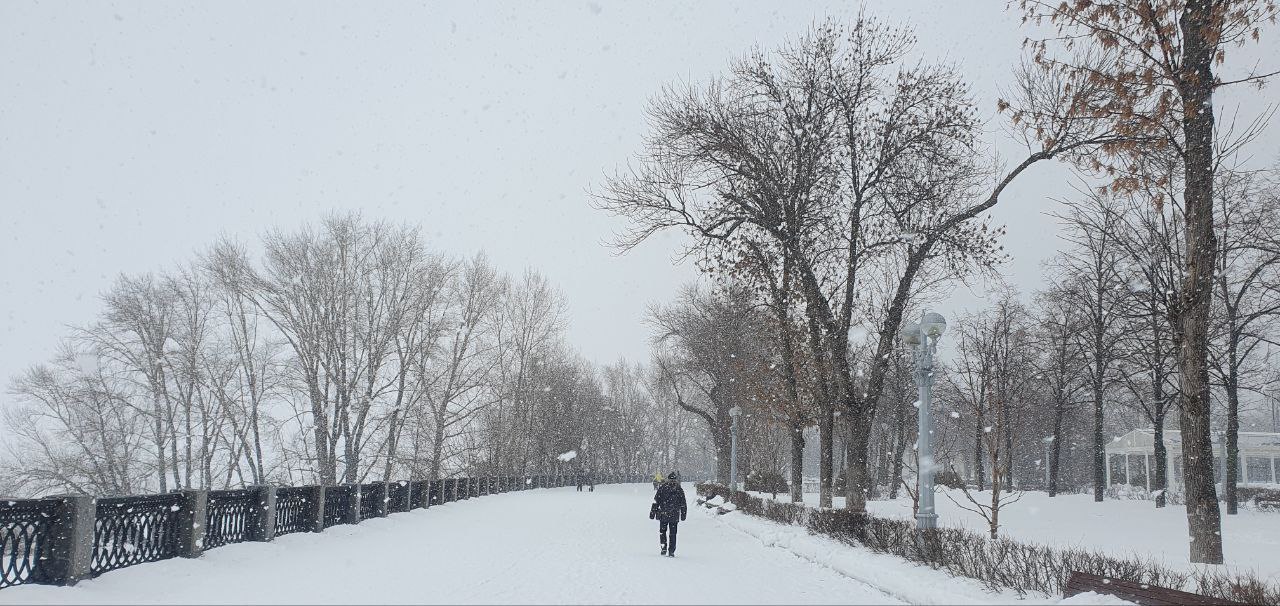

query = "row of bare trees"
[1, 214, 713, 498]
[603, 1, 1276, 563]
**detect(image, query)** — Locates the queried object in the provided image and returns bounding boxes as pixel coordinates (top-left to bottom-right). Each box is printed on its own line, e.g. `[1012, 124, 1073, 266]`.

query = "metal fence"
[387, 482, 409, 513]
[358, 483, 382, 520]
[91, 494, 184, 577]
[274, 487, 314, 537]
[1, 472, 649, 591]
[409, 481, 428, 509]
[0, 499, 59, 589]
[323, 486, 355, 529]
[204, 489, 257, 550]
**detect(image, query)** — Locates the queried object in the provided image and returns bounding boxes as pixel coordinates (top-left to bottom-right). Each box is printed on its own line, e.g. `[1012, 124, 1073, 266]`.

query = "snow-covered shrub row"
[696, 483, 1280, 605]
[1104, 484, 1185, 505]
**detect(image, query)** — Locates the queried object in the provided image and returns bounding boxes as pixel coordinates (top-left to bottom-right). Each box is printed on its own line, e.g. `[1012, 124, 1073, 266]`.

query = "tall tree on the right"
[1013, 0, 1278, 564]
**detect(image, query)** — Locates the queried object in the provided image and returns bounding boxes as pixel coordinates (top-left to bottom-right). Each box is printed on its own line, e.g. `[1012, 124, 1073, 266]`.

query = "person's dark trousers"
[577, 483, 583, 491]
[659, 519, 678, 555]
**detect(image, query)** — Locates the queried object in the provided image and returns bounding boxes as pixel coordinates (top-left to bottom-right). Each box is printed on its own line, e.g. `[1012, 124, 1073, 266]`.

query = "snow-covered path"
[1, 484, 905, 605]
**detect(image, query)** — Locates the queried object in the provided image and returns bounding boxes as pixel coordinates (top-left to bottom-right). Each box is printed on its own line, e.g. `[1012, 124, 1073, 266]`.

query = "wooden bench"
[1063, 571, 1242, 605]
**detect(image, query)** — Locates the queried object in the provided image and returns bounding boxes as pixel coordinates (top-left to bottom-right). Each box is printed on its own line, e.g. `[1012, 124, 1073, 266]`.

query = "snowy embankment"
[4, 485, 917, 605]
[754, 488, 1280, 580]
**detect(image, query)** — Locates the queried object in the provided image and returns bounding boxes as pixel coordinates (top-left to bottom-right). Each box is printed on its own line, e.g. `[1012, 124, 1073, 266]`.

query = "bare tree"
[1048, 194, 1132, 502]
[1013, 0, 1278, 564]
[598, 16, 1114, 512]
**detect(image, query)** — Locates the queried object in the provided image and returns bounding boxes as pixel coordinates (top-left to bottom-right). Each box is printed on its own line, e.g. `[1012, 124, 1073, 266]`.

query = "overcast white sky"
[2, 1, 1277, 400]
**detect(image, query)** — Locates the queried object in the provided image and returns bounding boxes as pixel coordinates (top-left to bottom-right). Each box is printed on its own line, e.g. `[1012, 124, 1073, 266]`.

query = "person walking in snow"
[650, 471, 687, 557]
[652, 471, 664, 490]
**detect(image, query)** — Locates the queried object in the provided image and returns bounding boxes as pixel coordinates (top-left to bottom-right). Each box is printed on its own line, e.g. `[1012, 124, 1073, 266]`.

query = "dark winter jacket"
[653, 481, 687, 522]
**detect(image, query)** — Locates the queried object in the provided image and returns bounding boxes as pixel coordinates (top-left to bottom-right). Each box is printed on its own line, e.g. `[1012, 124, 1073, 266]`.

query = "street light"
[900, 311, 945, 532]
[729, 405, 743, 492]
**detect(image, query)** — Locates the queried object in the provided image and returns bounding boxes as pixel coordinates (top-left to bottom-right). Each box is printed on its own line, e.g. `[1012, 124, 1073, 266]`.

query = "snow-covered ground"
[756, 488, 1280, 580]
[1, 484, 1023, 605]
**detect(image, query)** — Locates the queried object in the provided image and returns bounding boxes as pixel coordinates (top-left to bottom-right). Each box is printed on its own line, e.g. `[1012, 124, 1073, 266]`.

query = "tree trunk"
[1176, 0, 1224, 565]
[1093, 355, 1105, 502]
[843, 424, 871, 511]
[1225, 375, 1240, 515]
[889, 397, 911, 500]
[819, 406, 833, 508]
[714, 421, 732, 486]
[1049, 404, 1064, 497]
[1003, 401, 1014, 492]
[1154, 413, 1168, 508]
[309, 376, 336, 485]
[790, 423, 805, 503]
[974, 405, 985, 491]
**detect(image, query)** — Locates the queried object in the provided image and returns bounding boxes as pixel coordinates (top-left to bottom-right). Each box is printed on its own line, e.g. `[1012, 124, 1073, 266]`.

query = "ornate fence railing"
[204, 489, 257, 550]
[358, 483, 383, 520]
[274, 487, 314, 537]
[1, 472, 649, 591]
[0, 499, 59, 589]
[323, 486, 356, 529]
[387, 482, 410, 513]
[91, 494, 184, 577]
[409, 481, 428, 510]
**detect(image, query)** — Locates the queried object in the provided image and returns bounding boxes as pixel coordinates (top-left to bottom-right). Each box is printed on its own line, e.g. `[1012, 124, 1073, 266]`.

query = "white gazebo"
[1105, 429, 1280, 489]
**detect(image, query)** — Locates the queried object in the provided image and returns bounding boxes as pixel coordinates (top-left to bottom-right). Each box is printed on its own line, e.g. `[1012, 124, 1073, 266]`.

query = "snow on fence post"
[308, 486, 326, 533]
[41, 495, 95, 586]
[248, 485, 277, 542]
[177, 489, 208, 559]
[343, 484, 360, 525]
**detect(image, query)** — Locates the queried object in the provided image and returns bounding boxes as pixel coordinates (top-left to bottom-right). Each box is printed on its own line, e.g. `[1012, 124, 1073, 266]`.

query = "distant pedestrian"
[652, 471, 664, 490]
[650, 471, 687, 557]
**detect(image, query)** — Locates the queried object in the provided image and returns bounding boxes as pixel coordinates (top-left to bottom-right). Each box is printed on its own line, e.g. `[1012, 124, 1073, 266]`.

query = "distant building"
[1104, 429, 1280, 490]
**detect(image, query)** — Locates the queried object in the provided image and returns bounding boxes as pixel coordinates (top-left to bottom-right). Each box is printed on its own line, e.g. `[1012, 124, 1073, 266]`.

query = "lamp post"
[729, 406, 742, 491]
[901, 311, 946, 531]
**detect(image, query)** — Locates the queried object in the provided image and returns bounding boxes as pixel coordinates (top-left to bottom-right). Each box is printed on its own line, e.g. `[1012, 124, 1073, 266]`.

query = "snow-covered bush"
[744, 470, 788, 495]
[1237, 486, 1280, 512]
[934, 469, 965, 489]
[695, 482, 1280, 604]
[1104, 484, 1185, 505]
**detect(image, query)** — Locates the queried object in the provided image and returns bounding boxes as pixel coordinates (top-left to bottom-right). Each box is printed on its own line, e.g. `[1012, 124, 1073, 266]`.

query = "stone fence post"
[344, 484, 360, 525]
[307, 485, 327, 533]
[178, 489, 208, 558]
[249, 485, 276, 542]
[41, 495, 94, 586]
[373, 482, 389, 518]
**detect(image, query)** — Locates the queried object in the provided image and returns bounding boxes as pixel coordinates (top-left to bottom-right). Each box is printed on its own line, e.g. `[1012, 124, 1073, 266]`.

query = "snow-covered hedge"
[695, 482, 1280, 605]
